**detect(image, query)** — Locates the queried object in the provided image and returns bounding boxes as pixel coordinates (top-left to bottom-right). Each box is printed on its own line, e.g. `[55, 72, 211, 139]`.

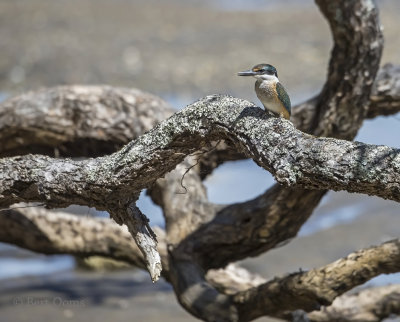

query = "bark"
[0, 85, 173, 158]
[3, 93, 398, 283]
[292, 63, 400, 132]
[307, 285, 400, 322]
[2, 207, 400, 322]
[1, 96, 399, 207]
[206, 264, 266, 295]
[0, 207, 148, 269]
[0, 206, 262, 291]
[155, 0, 388, 320]
[311, 0, 383, 140]
[0, 63, 399, 163]
[234, 239, 400, 321]
[368, 63, 400, 118]
[173, 0, 386, 274]
[0, 66, 398, 161]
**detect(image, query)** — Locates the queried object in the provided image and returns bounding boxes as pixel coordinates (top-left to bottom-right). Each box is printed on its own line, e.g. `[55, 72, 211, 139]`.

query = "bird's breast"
[255, 80, 284, 115]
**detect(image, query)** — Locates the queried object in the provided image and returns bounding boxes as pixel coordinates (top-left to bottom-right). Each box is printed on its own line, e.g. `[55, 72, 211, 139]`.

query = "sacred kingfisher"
[238, 63, 291, 119]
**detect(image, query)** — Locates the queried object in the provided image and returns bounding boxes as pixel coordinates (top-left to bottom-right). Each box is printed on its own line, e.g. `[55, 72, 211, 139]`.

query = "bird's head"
[238, 63, 278, 82]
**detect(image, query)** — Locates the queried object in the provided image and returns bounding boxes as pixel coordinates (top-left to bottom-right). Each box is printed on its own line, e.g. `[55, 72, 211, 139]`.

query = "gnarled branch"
[307, 285, 400, 322]
[234, 239, 400, 321]
[368, 63, 400, 118]
[0, 207, 149, 269]
[1, 0, 399, 320]
[0, 85, 173, 158]
[1, 96, 399, 211]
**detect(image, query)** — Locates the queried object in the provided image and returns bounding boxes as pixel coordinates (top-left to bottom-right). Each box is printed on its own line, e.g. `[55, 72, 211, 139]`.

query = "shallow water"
[0, 92, 8, 102]
[0, 256, 75, 280]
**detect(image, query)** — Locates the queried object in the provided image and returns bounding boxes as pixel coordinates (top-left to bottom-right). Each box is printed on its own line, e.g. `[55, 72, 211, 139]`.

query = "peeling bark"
[124, 204, 161, 282]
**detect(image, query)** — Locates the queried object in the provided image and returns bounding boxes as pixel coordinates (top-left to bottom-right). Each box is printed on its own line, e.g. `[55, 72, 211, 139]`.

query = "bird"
[238, 63, 291, 119]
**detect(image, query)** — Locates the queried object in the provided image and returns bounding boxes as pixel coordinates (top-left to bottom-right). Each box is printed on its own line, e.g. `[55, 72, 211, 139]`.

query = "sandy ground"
[0, 1, 400, 321]
[0, 0, 400, 103]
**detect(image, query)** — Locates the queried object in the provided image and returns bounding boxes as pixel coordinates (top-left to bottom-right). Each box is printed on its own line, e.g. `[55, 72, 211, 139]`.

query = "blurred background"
[0, 0, 400, 321]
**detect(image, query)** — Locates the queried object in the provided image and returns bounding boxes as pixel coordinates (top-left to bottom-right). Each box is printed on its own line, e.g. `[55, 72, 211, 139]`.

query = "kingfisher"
[238, 63, 291, 119]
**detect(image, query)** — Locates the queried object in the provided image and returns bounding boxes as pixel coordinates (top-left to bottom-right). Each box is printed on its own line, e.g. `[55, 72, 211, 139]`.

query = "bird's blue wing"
[276, 82, 291, 115]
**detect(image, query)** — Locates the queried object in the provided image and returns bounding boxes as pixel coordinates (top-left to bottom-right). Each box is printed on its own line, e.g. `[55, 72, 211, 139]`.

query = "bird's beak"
[237, 70, 256, 76]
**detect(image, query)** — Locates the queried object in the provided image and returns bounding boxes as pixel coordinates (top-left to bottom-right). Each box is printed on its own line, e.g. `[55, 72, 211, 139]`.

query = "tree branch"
[1, 94, 399, 283]
[157, 0, 390, 319]
[1, 64, 398, 161]
[307, 285, 400, 322]
[2, 63, 397, 270]
[293, 63, 400, 129]
[0, 85, 173, 157]
[0, 0, 397, 319]
[2, 207, 399, 321]
[171, 0, 388, 276]
[0, 207, 147, 268]
[5, 207, 179, 279]
[124, 204, 162, 282]
[234, 239, 400, 321]
[1, 95, 399, 211]
[179, 187, 325, 270]
[368, 63, 400, 118]
[312, 0, 383, 139]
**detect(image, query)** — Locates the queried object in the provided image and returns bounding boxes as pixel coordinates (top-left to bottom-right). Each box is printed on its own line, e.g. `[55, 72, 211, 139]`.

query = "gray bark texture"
[1, 0, 400, 321]
[307, 285, 400, 322]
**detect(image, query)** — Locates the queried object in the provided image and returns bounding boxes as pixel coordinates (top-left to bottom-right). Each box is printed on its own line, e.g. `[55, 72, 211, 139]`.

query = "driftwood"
[1, 0, 400, 321]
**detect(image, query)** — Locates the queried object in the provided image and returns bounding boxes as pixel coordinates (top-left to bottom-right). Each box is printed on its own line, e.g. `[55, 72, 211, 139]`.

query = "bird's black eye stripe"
[251, 65, 278, 76]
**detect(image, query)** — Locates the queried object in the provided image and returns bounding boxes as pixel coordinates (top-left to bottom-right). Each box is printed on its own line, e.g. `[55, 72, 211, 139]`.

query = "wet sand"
[0, 0, 399, 103]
